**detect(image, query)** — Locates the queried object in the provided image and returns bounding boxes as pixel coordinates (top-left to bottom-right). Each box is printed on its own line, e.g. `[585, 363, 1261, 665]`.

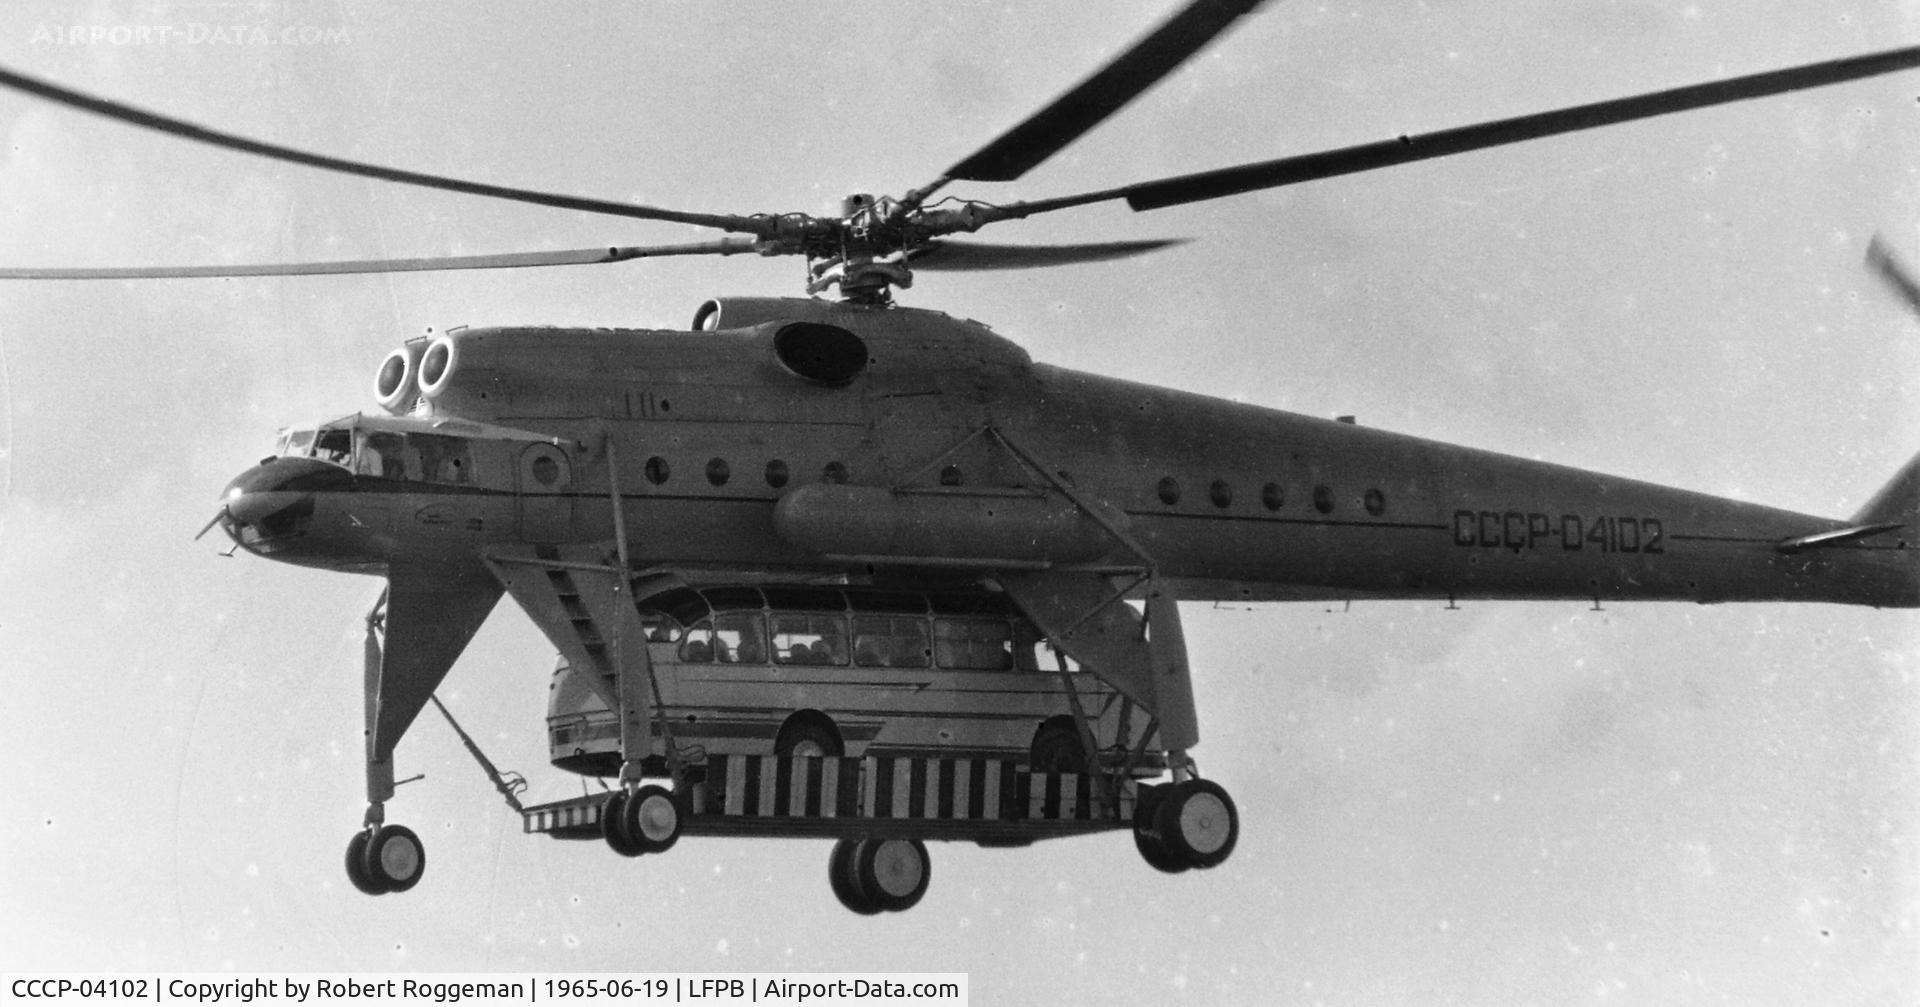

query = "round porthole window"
[531, 456, 559, 486]
[1157, 476, 1181, 506]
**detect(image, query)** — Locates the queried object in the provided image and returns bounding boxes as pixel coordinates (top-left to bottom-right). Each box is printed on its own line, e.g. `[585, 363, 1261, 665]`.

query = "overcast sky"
[1, 1, 1917, 1002]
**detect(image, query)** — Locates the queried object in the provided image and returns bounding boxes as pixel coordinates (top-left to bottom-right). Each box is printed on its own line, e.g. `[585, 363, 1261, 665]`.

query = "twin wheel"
[344, 824, 426, 895]
[829, 836, 931, 914]
[1132, 778, 1239, 873]
[602, 784, 686, 857]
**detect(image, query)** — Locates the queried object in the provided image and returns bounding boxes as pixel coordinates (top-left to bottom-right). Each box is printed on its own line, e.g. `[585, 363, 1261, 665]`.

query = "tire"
[775, 716, 844, 758]
[1131, 784, 1190, 875]
[623, 784, 683, 855]
[855, 837, 931, 913]
[344, 830, 387, 895]
[1029, 716, 1088, 775]
[601, 791, 644, 858]
[1154, 778, 1239, 870]
[829, 838, 881, 915]
[365, 824, 425, 893]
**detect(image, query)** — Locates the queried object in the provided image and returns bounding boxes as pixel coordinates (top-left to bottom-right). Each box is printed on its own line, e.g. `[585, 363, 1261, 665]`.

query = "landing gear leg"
[345, 573, 501, 897]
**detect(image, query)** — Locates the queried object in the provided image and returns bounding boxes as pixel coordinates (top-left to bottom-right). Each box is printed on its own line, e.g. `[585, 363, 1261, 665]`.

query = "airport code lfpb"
[5, 975, 968, 1005]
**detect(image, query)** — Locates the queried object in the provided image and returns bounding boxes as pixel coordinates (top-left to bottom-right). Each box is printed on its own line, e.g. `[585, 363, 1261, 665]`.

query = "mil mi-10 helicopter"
[4, 1, 1920, 914]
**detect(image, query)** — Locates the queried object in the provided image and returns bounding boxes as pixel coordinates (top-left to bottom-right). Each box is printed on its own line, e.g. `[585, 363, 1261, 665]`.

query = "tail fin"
[1852, 452, 1920, 539]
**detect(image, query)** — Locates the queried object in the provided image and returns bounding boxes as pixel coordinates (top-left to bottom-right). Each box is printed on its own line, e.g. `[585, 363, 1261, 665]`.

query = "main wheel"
[1154, 779, 1239, 869]
[622, 784, 683, 855]
[602, 791, 644, 858]
[344, 829, 387, 895]
[1131, 784, 1190, 874]
[855, 837, 931, 913]
[775, 716, 844, 758]
[828, 838, 881, 915]
[1029, 716, 1088, 775]
[364, 824, 426, 893]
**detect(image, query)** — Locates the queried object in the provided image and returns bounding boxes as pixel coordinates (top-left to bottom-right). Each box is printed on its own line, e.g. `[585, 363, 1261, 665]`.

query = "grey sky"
[1, 1, 1916, 1002]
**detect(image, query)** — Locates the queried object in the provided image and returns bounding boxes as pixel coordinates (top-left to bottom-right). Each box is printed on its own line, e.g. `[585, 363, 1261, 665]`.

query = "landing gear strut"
[345, 573, 504, 898]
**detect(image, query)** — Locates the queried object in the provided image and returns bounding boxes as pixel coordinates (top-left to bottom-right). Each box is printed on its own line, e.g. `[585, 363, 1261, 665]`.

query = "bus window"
[680, 619, 714, 662]
[640, 612, 678, 643]
[772, 613, 848, 666]
[851, 615, 931, 668]
[934, 617, 1014, 670]
[715, 612, 766, 664]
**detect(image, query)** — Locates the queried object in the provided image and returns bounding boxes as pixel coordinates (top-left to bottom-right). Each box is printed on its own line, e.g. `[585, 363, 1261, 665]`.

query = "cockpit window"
[354, 429, 473, 484]
[314, 428, 353, 466]
[414, 433, 473, 484]
[275, 429, 316, 457]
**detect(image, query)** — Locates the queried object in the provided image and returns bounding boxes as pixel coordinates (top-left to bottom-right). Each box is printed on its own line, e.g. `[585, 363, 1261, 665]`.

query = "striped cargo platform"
[522, 755, 1139, 843]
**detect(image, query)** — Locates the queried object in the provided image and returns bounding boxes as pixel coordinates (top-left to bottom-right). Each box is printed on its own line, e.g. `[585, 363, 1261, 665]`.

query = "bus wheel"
[1029, 716, 1087, 774]
[1154, 778, 1239, 870]
[1131, 785, 1190, 874]
[829, 839, 881, 915]
[855, 838, 931, 913]
[776, 715, 844, 758]
[623, 784, 683, 855]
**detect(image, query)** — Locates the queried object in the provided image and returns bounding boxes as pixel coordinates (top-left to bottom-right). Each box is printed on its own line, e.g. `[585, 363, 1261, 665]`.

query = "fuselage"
[216, 296, 1919, 609]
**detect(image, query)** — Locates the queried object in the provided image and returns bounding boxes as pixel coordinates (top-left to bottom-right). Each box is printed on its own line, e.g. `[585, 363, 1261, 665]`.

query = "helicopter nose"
[216, 456, 352, 545]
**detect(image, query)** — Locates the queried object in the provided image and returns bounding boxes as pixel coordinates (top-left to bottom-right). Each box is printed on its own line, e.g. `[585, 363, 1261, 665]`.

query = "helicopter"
[2, 1, 1918, 915]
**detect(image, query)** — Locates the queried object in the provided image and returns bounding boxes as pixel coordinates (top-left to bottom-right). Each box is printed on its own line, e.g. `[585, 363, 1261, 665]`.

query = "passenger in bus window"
[679, 620, 716, 662]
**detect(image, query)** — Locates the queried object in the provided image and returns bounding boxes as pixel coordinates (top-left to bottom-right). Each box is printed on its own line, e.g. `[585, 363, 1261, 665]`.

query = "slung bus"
[545, 584, 1163, 778]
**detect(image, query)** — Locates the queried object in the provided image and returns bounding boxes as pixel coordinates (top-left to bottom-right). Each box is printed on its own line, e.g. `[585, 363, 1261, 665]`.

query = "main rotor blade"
[0, 65, 773, 236]
[1866, 235, 1920, 318]
[996, 45, 1920, 219]
[0, 239, 762, 279]
[908, 237, 1187, 271]
[939, 0, 1266, 185]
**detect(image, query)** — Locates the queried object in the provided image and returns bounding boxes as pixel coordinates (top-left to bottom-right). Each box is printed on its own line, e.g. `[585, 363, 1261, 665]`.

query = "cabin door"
[516, 442, 574, 542]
